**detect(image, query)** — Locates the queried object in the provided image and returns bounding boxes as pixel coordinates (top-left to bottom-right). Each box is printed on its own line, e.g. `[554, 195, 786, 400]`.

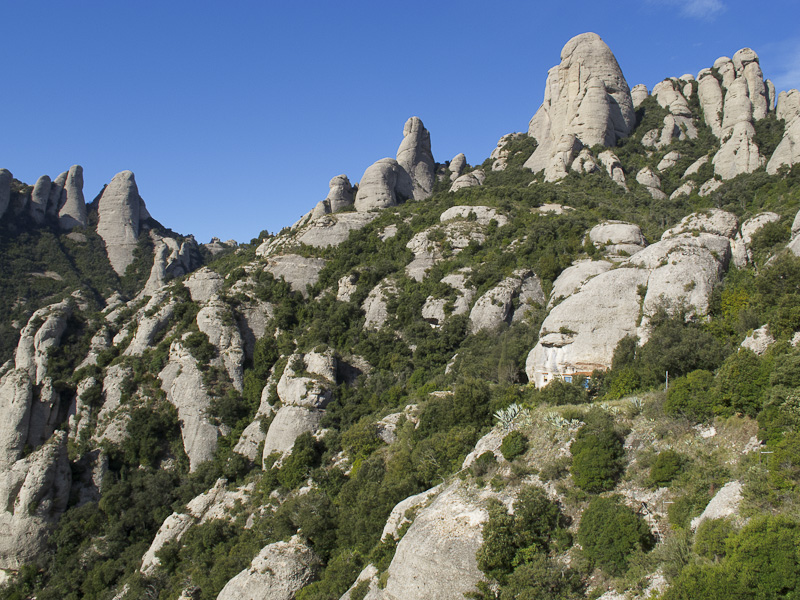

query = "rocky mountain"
[1, 32, 800, 600]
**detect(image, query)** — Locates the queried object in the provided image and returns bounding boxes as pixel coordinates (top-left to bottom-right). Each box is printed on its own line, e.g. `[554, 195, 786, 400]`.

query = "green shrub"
[577, 496, 654, 575]
[649, 450, 685, 487]
[570, 421, 625, 493]
[472, 451, 498, 477]
[500, 430, 528, 461]
[664, 369, 717, 422]
[693, 517, 734, 561]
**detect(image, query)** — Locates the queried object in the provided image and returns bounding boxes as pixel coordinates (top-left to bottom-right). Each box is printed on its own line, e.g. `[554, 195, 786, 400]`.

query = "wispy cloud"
[648, 0, 726, 20]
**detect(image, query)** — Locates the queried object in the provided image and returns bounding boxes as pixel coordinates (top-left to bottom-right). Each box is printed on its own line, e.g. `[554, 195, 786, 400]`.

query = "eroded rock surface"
[525, 32, 634, 181]
[96, 171, 146, 276]
[396, 117, 435, 201]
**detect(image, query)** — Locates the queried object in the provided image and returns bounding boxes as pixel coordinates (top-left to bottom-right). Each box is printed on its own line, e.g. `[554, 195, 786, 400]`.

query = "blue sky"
[1, 0, 799, 243]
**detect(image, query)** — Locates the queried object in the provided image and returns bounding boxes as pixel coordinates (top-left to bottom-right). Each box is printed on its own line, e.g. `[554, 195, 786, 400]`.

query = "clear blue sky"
[1, 0, 799, 243]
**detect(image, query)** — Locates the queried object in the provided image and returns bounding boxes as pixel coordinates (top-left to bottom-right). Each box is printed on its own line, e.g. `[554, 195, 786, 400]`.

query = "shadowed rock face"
[97, 170, 143, 276]
[525, 32, 635, 181]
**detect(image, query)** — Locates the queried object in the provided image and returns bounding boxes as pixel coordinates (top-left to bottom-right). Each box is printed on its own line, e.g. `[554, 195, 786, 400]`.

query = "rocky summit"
[1, 32, 800, 600]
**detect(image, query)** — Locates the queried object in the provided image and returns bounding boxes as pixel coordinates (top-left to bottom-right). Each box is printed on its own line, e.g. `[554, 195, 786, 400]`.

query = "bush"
[570, 421, 625, 493]
[664, 369, 717, 422]
[577, 496, 654, 575]
[693, 517, 734, 561]
[649, 450, 685, 487]
[500, 430, 528, 461]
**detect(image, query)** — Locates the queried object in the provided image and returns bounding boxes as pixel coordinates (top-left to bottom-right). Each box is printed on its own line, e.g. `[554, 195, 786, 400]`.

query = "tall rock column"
[57, 165, 87, 230]
[97, 170, 143, 276]
[396, 116, 435, 201]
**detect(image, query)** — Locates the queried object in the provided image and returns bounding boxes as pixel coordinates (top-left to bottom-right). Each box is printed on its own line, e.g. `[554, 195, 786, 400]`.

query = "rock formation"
[262, 351, 337, 462]
[396, 116, 435, 201]
[524, 32, 635, 181]
[469, 270, 544, 333]
[159, 340, 219, 471]
[29, 175, 51, 225]
[57, 165, 87, 230]
[217, 536, 319, 600]
[767, 89, 800, 174]
[449, 153, 466, 181]
[96, 171, 148, 276]
[354, 158, 414, 211]
[196, 298, 245, 392]
[326, 174, 355, 212]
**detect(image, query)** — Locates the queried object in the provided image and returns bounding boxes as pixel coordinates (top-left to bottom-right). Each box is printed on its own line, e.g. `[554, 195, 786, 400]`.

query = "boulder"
[683, 155, 709, 178]
[631, 83, 649, 108]
[588, 221, 646, 257]
[733, 48, 768, 120]
[636, 167, 667, 200]
[396, 116, 435, 201]
[96, 171, 144, 276]
[326, 174, 355, 212]
[159, 341, 219, 471]
[713, 56, 736, 88]
[197, 298, 245, 392]
[337, 274, 358, 302]
[276, 352, 336, 409]
[449, 153, 466, 181]
[698, 178, 723, 197]
[670, 181, 696, 199]
[217, 536, 320, 600]
[263, 254, 326, 298]
[296, 212, 378, 248]
[440, 205, 507, 227]
[598, 150, 627, 189]
[449, 170, 485, 192]
[690, 481, 743, 530]
[524, 33, 635, 181]
[741, 212, 781, 247]
[741, 326, 775, 356]
[571, 148, 600, 174]
[262, 406, 323, 460]
[657, 151, 682, 172]
[57, 165, 87, 230]
[661, 209, 739, 239]
[354, 158, 414, 211]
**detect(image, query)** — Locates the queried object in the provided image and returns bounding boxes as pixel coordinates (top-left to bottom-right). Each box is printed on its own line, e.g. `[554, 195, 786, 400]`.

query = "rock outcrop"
[29, 175, 51, 225]
[469, 270, 544, 333]
[363, 279, 397, 329]
[0, 432, 70, 570]
[524, 32, 635, 181]
[262, 352, 337, 462]
[262, 254, 327, 298]
[588, 221, 647, 257]
[767, 89, 800, 174]
[183, 267, 225, 303]
[527, 211, 738, 386]
[197, 298, 245, 392]
[354, 158, 414, 211]
[14, 299, 72, 385]
[142, 232, 201, 295]
[96, 170, 148, 276]
[326, 174, 355, 212]
[449, 153, 466, 181]
[296, 212, 378, 248]
[396, 117, 435, 201]
[159, 341, 219, 471]
[57, 165, 87, 230]
[217, 536, 319, 600]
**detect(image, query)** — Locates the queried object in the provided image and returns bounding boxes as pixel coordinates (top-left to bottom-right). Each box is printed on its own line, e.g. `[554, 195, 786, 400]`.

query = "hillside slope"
[1, 32, 800, 600]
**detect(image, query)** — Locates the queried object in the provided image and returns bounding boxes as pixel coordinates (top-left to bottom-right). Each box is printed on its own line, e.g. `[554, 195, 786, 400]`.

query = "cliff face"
[1, 31, 800, 600]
